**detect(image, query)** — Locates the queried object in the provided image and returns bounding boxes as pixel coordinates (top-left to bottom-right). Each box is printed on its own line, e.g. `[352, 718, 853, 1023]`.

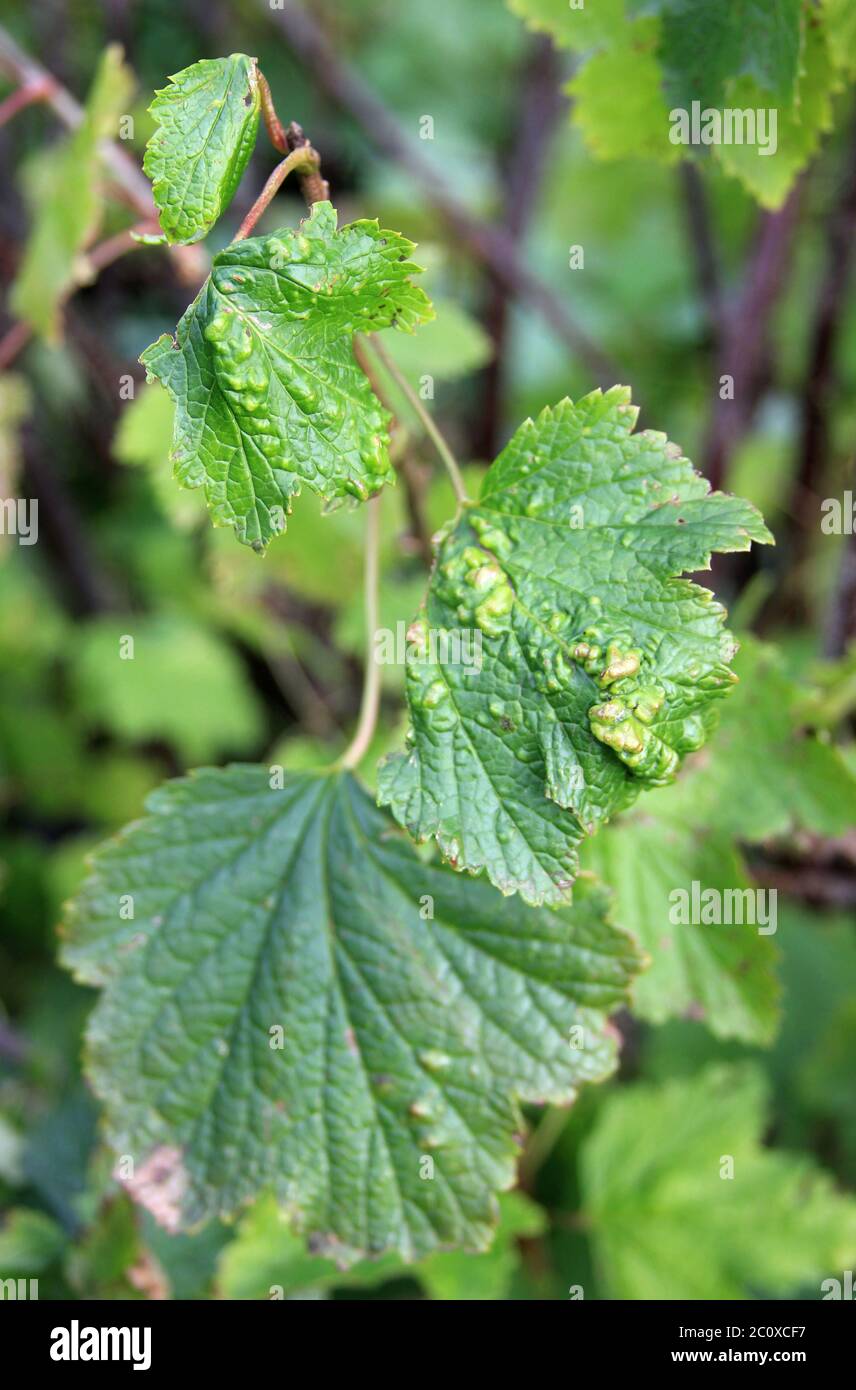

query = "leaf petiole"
[337, 493, 383, 771]
[368, 333, 470, 505]
[232, 144, 324, 241]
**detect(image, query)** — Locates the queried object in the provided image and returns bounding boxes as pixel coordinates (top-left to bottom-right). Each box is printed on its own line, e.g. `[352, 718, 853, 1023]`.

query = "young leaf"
[60, 766, 640, 1265]
[379, 387, 772, 905]
[581, 1064, 856, 1299]
[144, 54, 261, 245]
[141, 201, 433, 552]
[10, 45, 135, 339]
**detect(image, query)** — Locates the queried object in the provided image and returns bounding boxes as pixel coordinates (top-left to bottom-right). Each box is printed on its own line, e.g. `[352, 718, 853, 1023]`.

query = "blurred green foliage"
[1, 0, 855, 1300]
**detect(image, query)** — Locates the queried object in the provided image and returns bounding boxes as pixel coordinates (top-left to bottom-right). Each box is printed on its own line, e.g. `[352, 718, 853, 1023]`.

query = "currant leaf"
[140, 201, 433, 552]
[378, 387, 772, 905]
[144, 54, 261, 246]
[60, 766, 640, 1265]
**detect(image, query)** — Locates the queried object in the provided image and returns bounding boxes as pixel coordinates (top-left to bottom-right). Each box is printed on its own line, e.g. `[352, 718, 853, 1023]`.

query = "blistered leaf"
[61, 767, 640, 1264]
[379, 387, 771, 905]
[582, 1064, 856, 1299]
[144, 54, 260, 245]
[10, 46, 135, 338]
[141, 201, 433, 552]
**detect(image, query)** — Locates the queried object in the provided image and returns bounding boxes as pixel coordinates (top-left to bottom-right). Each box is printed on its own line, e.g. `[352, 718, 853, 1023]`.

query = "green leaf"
[60, 766, 640, 1264]
[10, 45, 135, 338]
[582, 1064, 856, 1299]
[141, 201, 433, 552]
[823, 0, 856, 75]
[144, 54, 261, 245]
[217, 1192, 404, 1298]
[649, 0, 804, 111]
[665, 637, 856, 841]
[220, 1186, 544, 1299]
[713, 21, 840, 210]
[582, 804, 779, 1043]
[114, 386, 203, 528]
[379, 387, 771, 905]
[71, 616, 265, 762]
[378, 297, 493, 385]
[416, 1190, 546, 1299]
[0, 1209, 68, 1274]
[570, 20, 679, 164]
[507, 0, 627, 51]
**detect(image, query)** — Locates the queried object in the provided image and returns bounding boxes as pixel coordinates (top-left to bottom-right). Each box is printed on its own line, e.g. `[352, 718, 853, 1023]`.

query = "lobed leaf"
[60, 766, 640, 1265]
[379, 387, 771, 905]
[141, 201, 433, 551]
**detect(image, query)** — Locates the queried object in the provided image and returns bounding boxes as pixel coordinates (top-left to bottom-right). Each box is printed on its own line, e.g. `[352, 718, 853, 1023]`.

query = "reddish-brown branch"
[0, 319, 33, 371]
[258, 69, 288, 153]
[0, 74, 54, 127]
[475, 34, 567, 459]
[233, 141, 325, 240]
[702, 184, 803, 490]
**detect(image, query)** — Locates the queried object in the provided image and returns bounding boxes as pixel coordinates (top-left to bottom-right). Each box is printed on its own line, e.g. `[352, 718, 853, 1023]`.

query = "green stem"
[337, 494, 383, 771]
[519, 1105, 570, 1187]
[368, 334, 469, 505]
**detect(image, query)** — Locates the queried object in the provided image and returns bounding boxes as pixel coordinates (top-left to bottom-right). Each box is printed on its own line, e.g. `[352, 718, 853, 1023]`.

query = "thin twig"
[353, 338, 434, 564]
[367, 335, 469, 504]
[0, 25, 205, 284]
[233, 145, 324, 240]
[678, 160, 723, 343]
[476, 34, 566, 458]
[702, 184, 803, 489]
[0, 74, 54, 127]
[263, 0, 620, 383]
[84, 220, 158, 274]
[0, 319, 33, 371]
[338, 494, 383, 771]
[283, 120, 329, 206]
[519, 1106, 569, 1188]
